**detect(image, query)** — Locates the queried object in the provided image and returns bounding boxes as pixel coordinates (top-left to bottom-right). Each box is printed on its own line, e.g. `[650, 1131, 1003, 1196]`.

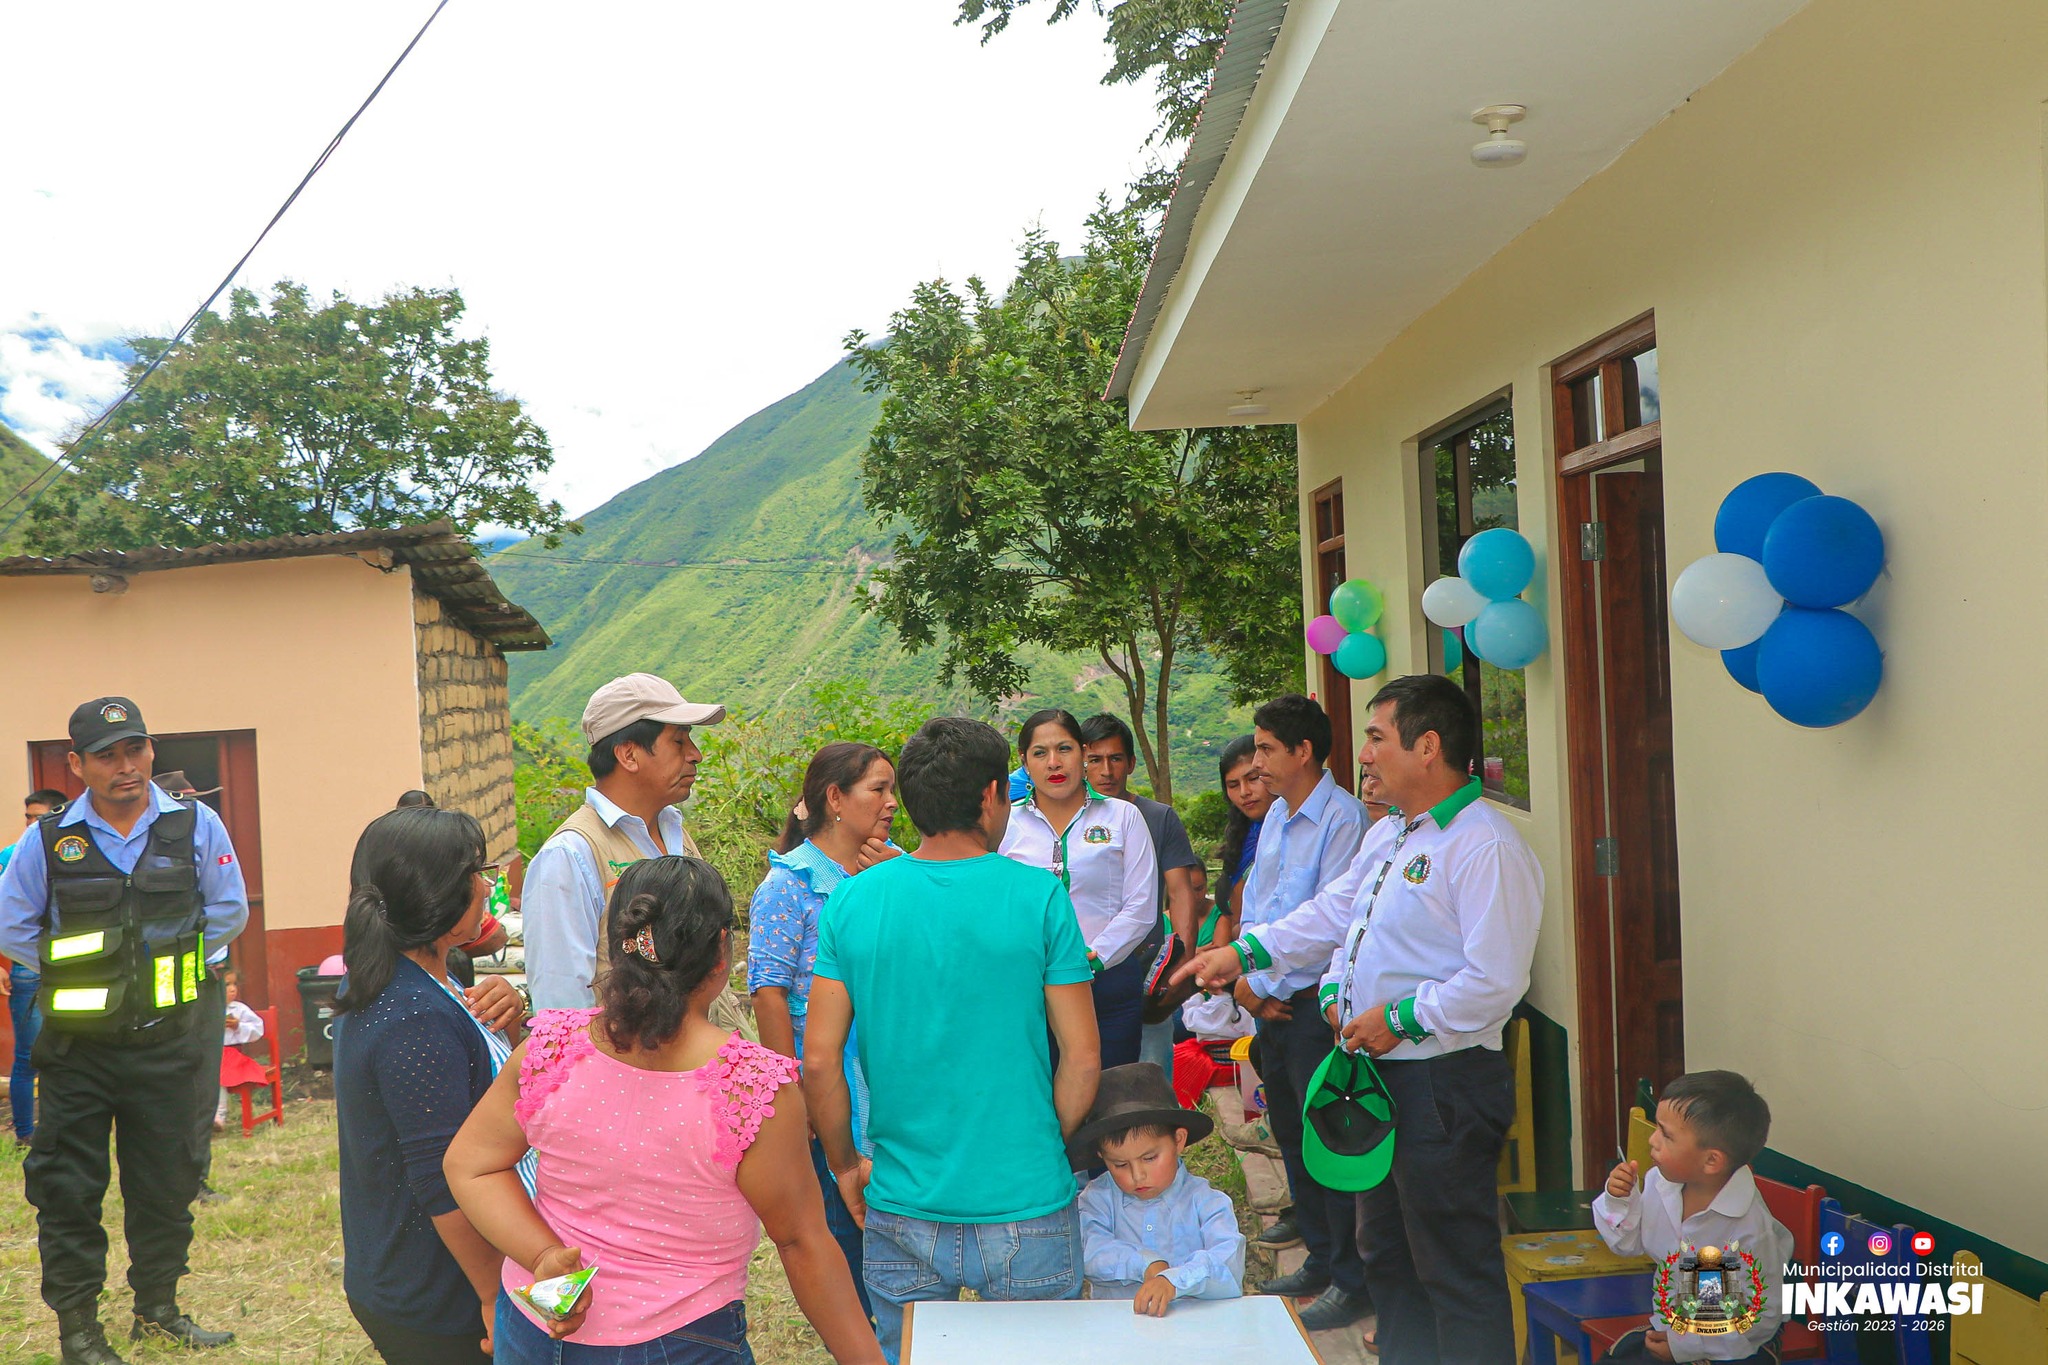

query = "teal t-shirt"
[813, 852, 1092, 1224]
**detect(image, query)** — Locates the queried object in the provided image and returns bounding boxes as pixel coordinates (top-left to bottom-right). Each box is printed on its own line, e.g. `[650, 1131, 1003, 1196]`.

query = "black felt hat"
[1066, 1062, 1214, 1163]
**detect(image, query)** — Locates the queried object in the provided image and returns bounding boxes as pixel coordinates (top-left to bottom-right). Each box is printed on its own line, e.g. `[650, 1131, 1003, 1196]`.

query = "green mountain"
[0, 424, 53, 553]
[490, 359, 1254, 784]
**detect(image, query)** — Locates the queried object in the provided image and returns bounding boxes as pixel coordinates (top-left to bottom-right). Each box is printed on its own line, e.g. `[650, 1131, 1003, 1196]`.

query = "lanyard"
[1336, 815, 1424, 1024]
[1040, 796, 1095, 891]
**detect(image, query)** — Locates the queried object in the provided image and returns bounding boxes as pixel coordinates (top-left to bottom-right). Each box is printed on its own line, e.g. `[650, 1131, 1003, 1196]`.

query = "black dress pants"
[185, 968, 226, 1185]
[1257, 993, 1367, 1295]
[24, 1016, 206, 1314]
[1352, 1045, 1517, 1365]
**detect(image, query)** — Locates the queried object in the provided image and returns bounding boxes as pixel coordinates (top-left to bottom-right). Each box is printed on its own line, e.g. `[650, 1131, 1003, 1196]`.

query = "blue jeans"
[493, 1292, 752, 1365]
[8, 962, 39, 1139]
[863, 1203, 1082, 1365]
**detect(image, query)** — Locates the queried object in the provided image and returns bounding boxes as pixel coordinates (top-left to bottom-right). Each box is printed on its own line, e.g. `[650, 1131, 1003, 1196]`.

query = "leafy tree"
[845, 199, 1301, 802]
[957, 0, 1233, 207]
[512, 717, 588, 857]
[25, 280, 571, 553]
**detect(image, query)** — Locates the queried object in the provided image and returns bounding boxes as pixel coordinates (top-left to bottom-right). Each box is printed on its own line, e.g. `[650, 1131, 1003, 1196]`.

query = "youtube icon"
[1911, 1232, 1935, 1256]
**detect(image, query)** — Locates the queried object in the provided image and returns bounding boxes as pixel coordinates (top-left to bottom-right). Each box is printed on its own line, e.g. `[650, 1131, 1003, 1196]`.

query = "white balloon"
[1670, 553, 1783, 649]
[1421, 575, 1490, 628]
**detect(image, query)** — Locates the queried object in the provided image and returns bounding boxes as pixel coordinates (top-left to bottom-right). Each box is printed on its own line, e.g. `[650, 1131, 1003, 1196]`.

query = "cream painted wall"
[1297, 0, 2048, 1255]
[0, 556, 427, 932]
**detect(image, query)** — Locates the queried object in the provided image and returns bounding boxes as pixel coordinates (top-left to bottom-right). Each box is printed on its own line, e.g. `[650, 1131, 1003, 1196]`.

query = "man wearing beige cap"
[522, 673, 725, 1010]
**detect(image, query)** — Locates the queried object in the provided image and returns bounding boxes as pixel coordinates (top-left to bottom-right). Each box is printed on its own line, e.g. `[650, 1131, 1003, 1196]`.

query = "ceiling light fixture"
[1471, 105, 1528, 168]
[1228, 388, 1269, 419]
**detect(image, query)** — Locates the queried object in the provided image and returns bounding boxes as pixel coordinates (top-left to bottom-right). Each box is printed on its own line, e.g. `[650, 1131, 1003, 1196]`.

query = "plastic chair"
[1817, 1199, 1931, 1365]
[1524, 1273, 1656, 1364]
[1754, 1177, 1825, 1359]
[231, 1005, 284, 1138]
[1952, 1251, 2048, 1365]
[1497, 1017, 1538, 1194]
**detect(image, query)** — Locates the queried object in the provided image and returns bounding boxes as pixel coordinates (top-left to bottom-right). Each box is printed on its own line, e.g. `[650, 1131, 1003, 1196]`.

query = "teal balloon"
[1329, 579, 1385, 633]
[1332, 631, 1387, 679]
[1467, 599, 1548, 669]
[1458, 528, 1536, 601]
[1442, 629, 1464, 674]
[1462, 623, 1487, 665]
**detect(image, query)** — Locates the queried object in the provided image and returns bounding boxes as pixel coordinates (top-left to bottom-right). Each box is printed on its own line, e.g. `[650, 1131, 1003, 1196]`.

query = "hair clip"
[627, 926, 661, 964]
[792, 798, 809, 822]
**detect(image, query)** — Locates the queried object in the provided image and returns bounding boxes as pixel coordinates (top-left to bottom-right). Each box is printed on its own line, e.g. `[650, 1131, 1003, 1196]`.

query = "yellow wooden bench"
[1953, 1251, 2048, 1365]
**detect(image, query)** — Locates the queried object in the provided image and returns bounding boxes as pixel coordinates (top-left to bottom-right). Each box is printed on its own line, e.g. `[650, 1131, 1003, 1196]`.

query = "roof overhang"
[0, 521, 551, 650]
[1110, 0, 1813, 429]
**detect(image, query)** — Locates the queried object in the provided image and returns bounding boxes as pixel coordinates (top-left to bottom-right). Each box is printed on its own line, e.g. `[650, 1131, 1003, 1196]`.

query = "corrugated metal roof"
[1106, 0, 1290, 403]
[0, 520, 551, 651]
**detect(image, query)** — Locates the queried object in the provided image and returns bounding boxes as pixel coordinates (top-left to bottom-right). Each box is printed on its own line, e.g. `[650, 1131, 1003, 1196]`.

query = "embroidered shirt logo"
[55, 835, 90, 864]
[1083, 825, 1112, 844]
[1402, 853, 1432, 885]
[100, 703, 129, 723]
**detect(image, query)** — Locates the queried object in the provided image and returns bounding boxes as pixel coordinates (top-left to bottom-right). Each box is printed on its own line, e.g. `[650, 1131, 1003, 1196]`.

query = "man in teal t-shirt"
[806, 717, 1101, 1363]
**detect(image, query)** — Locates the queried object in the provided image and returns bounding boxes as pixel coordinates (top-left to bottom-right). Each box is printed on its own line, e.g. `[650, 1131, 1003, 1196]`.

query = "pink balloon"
[1305, 614, 1347, 654]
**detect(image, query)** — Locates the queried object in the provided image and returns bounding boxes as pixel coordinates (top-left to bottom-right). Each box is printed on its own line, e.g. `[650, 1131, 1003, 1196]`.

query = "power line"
[493, 550, 876, 575]
[0, 0, 455, 544]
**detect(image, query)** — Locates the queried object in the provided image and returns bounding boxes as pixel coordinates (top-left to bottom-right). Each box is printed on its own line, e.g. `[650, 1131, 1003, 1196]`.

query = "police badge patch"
[55, 835, 90, 864]
[100, 703, 128, 723]
[1402, 853, 1431, 885]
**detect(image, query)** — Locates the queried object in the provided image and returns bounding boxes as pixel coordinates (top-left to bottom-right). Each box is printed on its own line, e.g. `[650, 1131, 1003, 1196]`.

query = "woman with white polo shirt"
[999, 708, 1160, 1070]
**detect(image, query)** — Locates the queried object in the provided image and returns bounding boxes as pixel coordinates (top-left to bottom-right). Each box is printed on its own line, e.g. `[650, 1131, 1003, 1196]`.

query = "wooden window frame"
[1310, 478, 1354, 791]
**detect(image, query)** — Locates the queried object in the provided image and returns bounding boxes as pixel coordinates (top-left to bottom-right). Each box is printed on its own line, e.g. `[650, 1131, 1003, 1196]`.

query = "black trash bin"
[296, 966, 343, 1069]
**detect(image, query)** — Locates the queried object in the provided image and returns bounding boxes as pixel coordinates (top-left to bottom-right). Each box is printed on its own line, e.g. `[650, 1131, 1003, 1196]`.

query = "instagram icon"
[1867, 1232, 1893, 1256]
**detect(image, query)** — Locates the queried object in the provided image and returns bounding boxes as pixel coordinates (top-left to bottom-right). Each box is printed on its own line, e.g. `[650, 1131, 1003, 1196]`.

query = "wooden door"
[1553, 316, 1685, 1178]
[1312, 479, 1355, 788]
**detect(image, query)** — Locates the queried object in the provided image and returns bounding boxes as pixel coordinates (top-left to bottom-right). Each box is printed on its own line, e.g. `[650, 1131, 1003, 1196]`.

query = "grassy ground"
[0, 1095, 1269, 1365]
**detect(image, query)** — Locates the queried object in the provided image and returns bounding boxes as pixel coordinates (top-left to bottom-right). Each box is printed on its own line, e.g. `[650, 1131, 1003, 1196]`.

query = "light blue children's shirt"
[1078, 1161, 1246, 1300]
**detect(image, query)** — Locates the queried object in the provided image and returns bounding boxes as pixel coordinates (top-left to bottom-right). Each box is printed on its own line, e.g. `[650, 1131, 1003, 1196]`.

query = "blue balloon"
[1760, 495, 1884, 609]
[1755, 608, 1883, 727]
[1461, 623, 1487, 666]
[1721, 637, 1765, 693]
[1467, 598, 1548, 670]
[1458, 529, 1536, 601]
[1443, 628, 1464, 674]
[1332, 631, 1388, 680]
[1714, 472, 1822, 559]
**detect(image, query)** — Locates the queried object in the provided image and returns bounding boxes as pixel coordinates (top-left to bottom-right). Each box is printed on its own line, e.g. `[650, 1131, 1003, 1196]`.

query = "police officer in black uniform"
[0, 698, 246, 1364]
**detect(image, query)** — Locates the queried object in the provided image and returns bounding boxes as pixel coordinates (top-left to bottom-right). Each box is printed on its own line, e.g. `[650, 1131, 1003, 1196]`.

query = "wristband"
[1242, 934, 1273, 971]
[1384, 1001, 1409, 1043]
[1231, 941, 1253, 975]
[1319, 983, 1341, 1012]
[1396, 995, 1429, 1042]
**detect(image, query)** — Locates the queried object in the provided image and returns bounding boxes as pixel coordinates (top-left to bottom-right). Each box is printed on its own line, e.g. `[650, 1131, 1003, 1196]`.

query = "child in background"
[216, 970, 267, 1129]
[1594, 1071, 1790, 1362]
[1074, 1062, 1244, 1315]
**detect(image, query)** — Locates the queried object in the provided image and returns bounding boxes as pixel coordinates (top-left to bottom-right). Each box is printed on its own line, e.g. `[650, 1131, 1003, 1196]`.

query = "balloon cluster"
[1306, 579, 1388, 679]
[1668, 473, 1884, 727]
[1420, 528, 1549, 670]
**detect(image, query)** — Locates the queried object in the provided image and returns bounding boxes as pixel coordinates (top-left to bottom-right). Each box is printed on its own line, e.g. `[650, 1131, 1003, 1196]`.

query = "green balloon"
[1329, 578, 1384, 633]
[1332, 631, 1387, 680]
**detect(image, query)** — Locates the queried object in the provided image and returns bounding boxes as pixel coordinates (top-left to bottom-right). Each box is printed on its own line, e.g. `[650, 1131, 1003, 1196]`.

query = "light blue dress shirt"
[1079, 1161, 1246, 1299]
[522, 787, 690, 1011]
[1240, 770, 1365, 999]
[0, 785, 248, 968]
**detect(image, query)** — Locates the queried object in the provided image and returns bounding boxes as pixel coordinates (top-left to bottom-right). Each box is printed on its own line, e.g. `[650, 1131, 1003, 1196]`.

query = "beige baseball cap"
[580, 673, 726, 745]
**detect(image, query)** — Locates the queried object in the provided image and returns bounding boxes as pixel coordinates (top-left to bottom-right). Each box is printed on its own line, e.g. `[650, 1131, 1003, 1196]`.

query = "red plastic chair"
[231, 1006, 284, 1137]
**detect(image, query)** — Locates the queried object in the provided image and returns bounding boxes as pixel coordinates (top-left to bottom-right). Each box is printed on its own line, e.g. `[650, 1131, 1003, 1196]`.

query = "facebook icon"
[1821, 1231, 1846, 1256]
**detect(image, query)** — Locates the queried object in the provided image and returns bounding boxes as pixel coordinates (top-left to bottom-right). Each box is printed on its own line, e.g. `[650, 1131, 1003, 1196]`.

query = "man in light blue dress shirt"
[1235, 694, 1369, 1331]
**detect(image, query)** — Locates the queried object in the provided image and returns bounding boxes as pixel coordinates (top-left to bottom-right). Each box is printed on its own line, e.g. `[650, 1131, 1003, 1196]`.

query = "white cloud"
[0, 1, 1162, 515]
[0, 322, 130, 453]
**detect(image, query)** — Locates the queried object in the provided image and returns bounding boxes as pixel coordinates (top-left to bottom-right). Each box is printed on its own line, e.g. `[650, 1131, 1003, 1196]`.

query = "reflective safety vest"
[37, 804, 207, 1036]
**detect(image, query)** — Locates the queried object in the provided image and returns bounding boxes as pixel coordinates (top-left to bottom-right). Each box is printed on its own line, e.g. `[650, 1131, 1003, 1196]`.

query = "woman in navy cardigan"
[333, 807, 525, 1364]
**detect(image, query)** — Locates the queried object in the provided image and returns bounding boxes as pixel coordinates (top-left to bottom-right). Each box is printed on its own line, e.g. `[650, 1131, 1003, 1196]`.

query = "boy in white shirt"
[1075, 1063, 1245, 1315]
[1594, 1071, 1791, 1362]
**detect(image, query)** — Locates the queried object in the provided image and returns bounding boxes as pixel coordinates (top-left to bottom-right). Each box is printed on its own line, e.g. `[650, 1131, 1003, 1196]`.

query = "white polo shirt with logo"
[1240, 778, 1543, 1060]
[999, 792, 1159, 968]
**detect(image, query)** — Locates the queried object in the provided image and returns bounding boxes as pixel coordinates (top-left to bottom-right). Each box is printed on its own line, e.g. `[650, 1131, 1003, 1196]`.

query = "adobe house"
[0, 520, 546, 1053]
[1112, 0, 2045, 1301]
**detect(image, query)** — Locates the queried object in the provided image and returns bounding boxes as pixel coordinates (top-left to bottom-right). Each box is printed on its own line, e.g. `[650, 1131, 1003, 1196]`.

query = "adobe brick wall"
[414, 588, 519, 858]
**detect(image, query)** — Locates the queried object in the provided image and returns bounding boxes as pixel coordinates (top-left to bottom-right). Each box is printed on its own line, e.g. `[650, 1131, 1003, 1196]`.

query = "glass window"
[1627, 347, 1660, 426]
[1424, 407, 1530, 809]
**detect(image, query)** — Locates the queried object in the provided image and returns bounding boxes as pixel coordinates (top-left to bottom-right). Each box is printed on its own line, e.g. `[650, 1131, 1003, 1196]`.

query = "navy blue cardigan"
[334, 956, 497, 1336]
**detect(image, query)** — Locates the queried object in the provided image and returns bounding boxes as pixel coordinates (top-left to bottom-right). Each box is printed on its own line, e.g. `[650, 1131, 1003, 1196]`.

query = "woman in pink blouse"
[445, 856, 882, 1365]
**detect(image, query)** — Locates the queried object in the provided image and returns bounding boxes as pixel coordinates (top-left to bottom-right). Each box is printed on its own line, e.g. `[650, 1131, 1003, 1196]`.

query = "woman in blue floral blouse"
[747, 740, 899, 1315]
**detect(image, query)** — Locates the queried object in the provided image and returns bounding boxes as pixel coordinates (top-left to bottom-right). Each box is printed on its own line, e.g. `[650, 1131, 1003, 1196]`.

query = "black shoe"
[193, 1183, 231, 1205]
[1296, 1284, 1373, 1332]
[58, 1318, 129, 1365]
[1262, 1265, 1332, 1298]
[1256, 1215, 1304, 1250]
[131, 1305, 234, 1350]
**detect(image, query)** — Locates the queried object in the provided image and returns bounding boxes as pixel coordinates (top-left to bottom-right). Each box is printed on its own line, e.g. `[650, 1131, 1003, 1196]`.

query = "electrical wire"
[0, 0, 455, 545]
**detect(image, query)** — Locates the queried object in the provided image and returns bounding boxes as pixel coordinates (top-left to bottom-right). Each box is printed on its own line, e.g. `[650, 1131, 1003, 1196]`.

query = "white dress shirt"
[1240, 770, 1366, 999]
[1079, 1163, 1245, 1300]
[1594, 1165, 1790, 1361]
[999, 793, 1158, 968]
[1240, 778, 1542, 1059]
[522, 787, 691, 1010]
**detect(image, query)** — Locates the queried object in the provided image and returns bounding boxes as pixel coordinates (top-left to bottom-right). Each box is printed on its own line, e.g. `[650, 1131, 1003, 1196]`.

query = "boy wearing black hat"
[1074, 1062, 1246, 1315]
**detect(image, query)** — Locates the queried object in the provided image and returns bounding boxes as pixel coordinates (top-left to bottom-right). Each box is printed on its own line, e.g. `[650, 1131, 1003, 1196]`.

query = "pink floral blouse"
[503, 1009, 799, 1344]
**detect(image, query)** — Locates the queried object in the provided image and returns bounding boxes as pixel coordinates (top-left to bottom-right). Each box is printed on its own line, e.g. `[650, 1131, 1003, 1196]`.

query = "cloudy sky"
[0, 2, 1161, 516]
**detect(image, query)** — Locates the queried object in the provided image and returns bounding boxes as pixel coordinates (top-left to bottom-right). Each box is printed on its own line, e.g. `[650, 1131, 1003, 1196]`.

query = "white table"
[903, 1295, 1324, 1365]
